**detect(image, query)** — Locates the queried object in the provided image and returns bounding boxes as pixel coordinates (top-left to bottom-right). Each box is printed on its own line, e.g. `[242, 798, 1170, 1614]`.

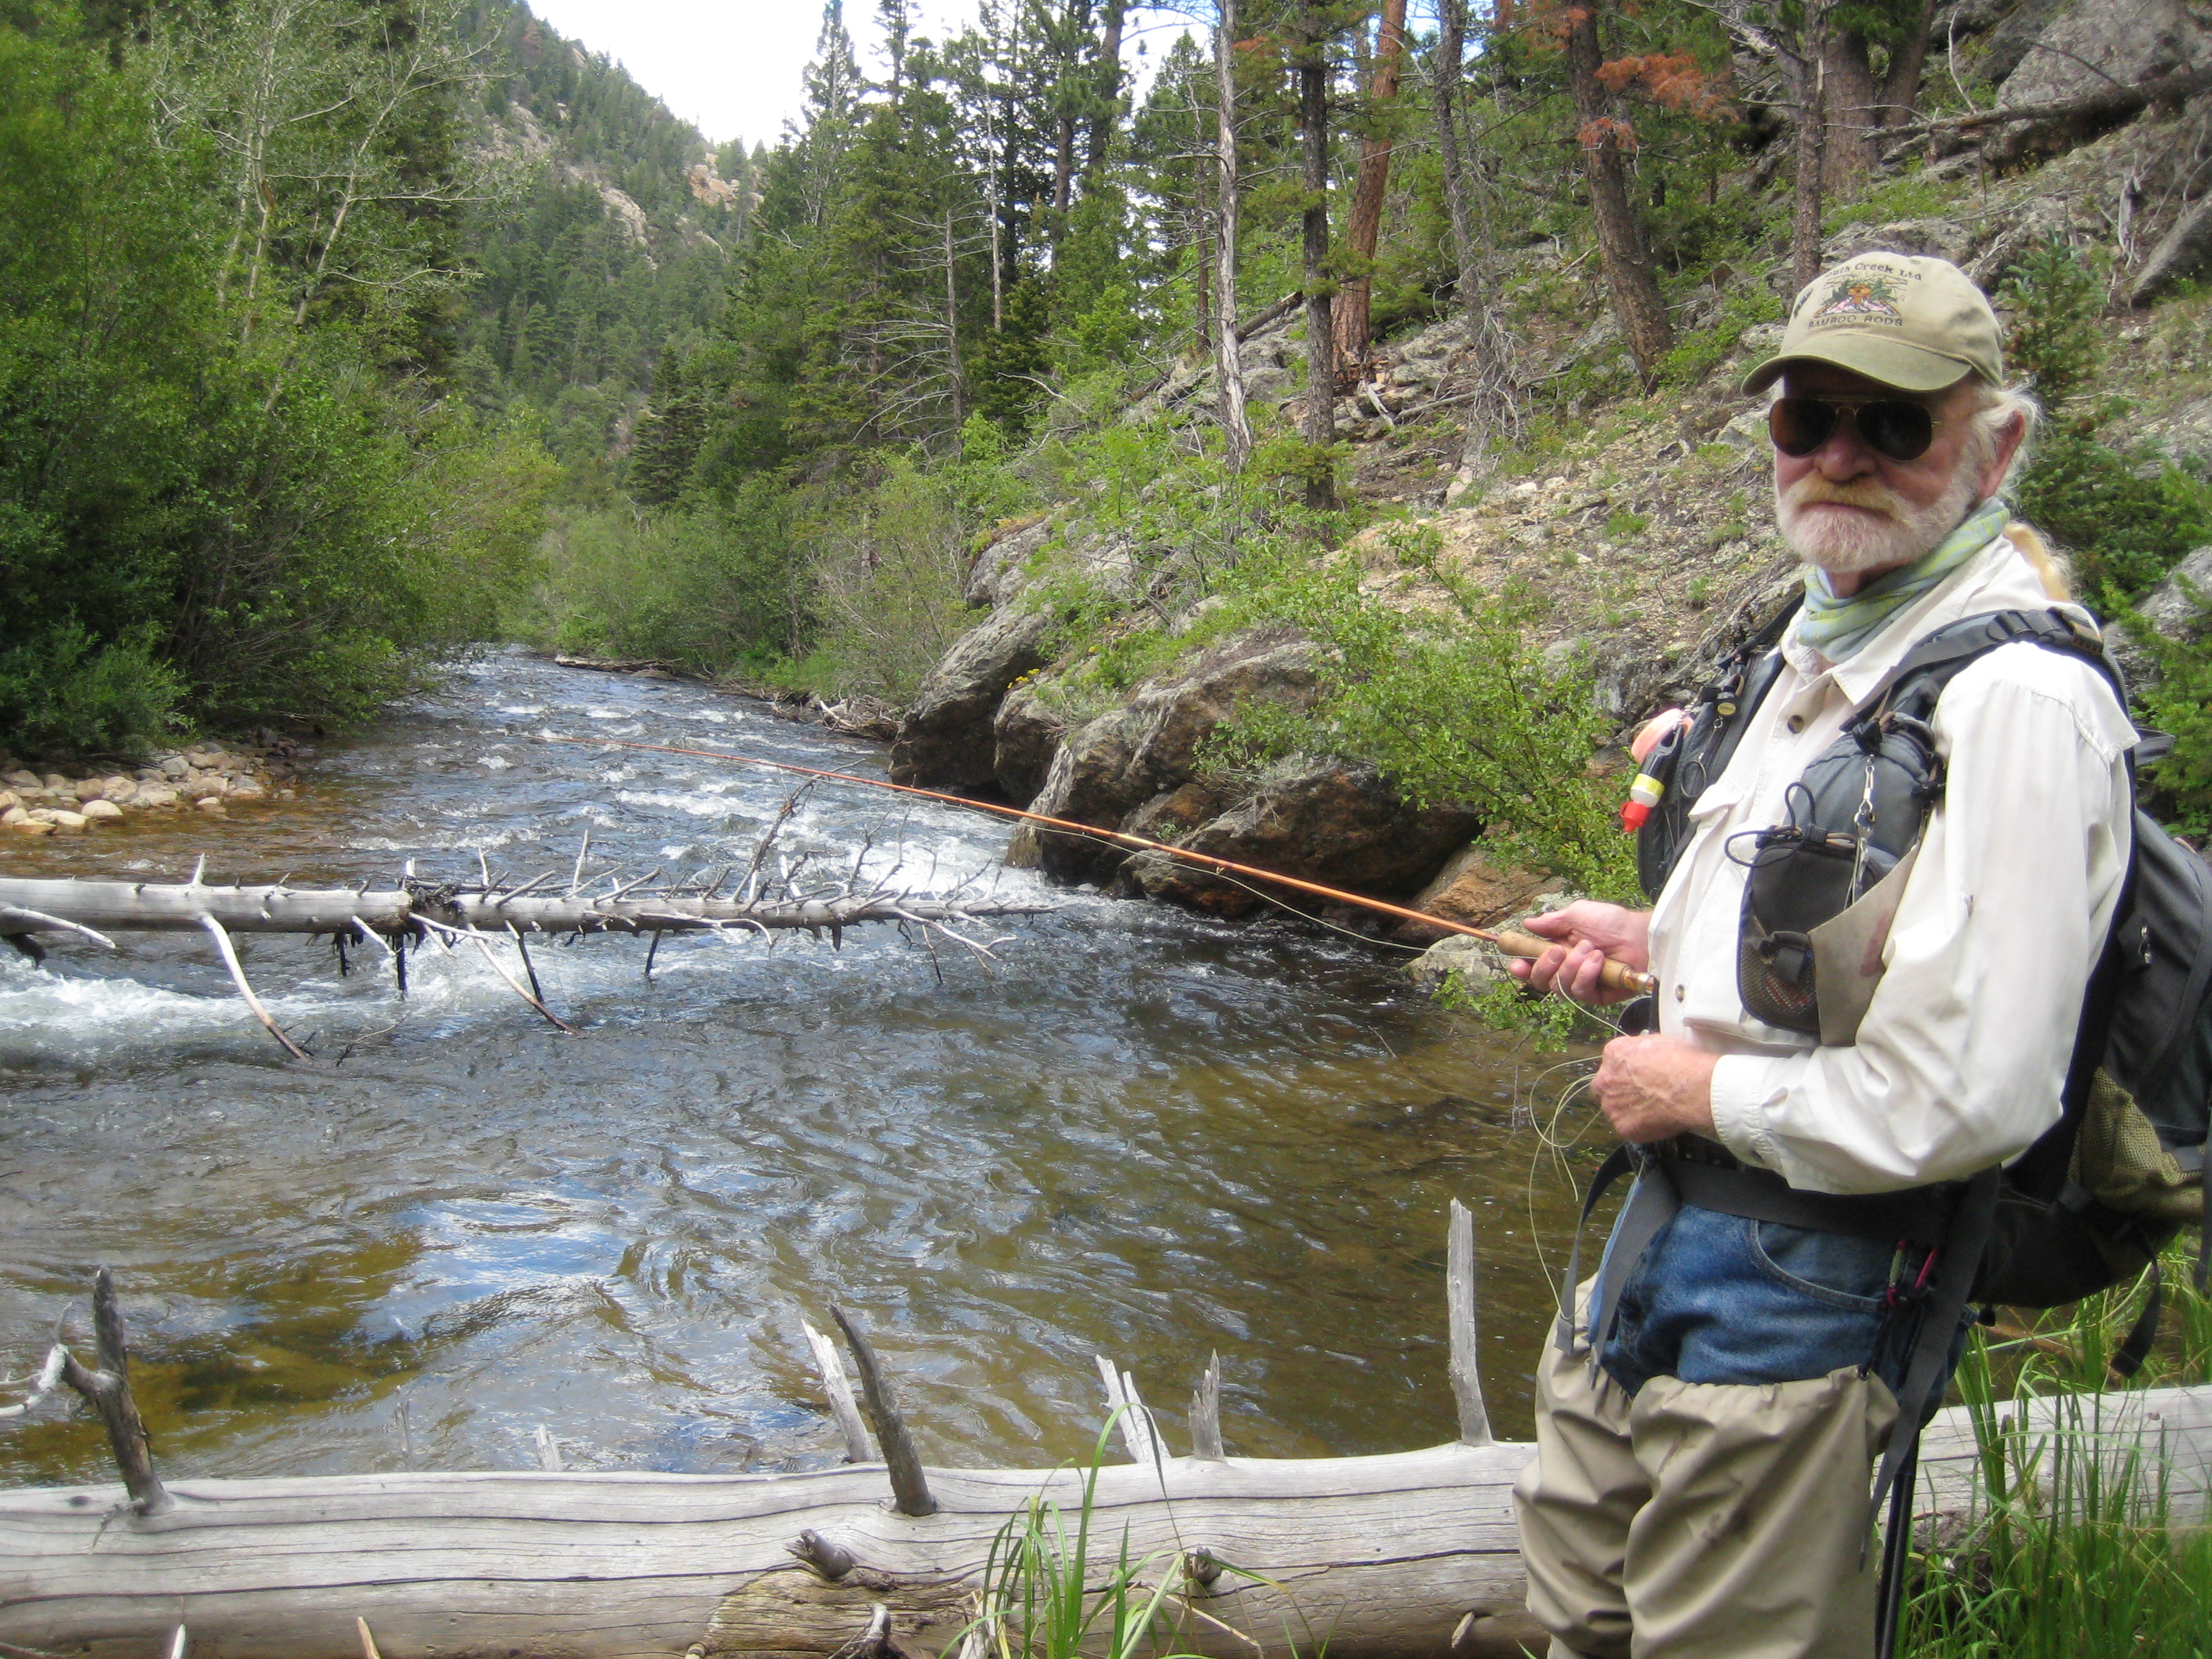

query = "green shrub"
[0, 624, 183, 758]
[1996, 239, 2107, 407]
[2018, 431, 2212, 604]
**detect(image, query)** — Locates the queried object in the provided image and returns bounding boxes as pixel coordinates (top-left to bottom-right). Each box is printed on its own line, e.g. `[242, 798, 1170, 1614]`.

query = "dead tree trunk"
[1790, 0, 1833, 298]
[1332, 0, 1409, 374]
[1295, 11, 1339, 511]
[1214, 0, 1254, 473]
[0, 1384, 2200, 1659]
[1563, 0, 1674, 384]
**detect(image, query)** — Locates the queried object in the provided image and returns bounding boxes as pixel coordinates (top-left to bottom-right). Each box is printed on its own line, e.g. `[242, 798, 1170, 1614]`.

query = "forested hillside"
[0, 0, 732, 754]
[6, 0, 2210, 878]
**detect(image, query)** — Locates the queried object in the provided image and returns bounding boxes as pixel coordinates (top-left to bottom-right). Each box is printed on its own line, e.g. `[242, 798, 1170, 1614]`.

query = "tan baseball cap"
[1742, 252, 2004, 395]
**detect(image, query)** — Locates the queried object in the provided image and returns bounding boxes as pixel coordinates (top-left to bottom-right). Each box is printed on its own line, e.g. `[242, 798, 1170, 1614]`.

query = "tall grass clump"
[1899, 1238, 2212, 1657]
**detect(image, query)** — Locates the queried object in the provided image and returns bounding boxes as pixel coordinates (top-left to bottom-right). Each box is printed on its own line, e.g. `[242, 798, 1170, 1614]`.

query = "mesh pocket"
[1740, 912, 1820, 1033]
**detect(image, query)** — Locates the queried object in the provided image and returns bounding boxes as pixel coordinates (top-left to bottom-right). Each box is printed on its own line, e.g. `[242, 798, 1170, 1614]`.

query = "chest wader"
[1566, 605, 2210, 1659]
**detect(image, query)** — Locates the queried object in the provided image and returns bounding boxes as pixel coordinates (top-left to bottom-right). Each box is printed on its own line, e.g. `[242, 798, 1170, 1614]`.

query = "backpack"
[1635, 603, 2211, 1345]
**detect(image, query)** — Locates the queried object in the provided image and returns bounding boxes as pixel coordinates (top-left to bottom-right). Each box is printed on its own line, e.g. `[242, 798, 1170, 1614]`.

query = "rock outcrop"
[1120, 760, 1482, 917]
[2139, 546, 2212, 642]
[2001, 0, 2206, 111]
[1009, 629, 1318, 884]
[888, 605, 1056, 791]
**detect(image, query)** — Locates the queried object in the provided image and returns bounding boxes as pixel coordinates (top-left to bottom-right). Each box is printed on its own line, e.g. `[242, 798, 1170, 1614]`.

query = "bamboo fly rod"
[544, 734, 1657, 997]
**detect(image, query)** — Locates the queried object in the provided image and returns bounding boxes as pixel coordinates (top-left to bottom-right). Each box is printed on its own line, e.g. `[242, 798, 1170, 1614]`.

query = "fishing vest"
[1627, 603, 2209, 1322]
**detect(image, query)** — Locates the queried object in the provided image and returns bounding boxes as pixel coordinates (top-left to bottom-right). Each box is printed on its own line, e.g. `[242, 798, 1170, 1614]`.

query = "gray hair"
[1969, 380, 2041, 495]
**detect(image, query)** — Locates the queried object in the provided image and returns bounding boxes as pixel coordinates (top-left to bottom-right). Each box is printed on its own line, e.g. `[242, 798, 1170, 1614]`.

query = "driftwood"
[0, 1386, 2204, 1659]
[0, 853, 1052, 1053]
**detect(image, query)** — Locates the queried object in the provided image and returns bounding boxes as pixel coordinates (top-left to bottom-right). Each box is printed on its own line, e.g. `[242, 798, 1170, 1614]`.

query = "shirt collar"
[1780, 532, 2041, 706]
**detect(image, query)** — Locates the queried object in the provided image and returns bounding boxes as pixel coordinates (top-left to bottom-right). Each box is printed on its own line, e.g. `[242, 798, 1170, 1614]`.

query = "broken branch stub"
[827, 1305, 936, 1518]
[56, 1269, 172, 1516]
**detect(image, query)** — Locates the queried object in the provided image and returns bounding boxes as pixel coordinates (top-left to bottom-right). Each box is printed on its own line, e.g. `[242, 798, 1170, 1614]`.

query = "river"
[0, 649, 1591, 1487]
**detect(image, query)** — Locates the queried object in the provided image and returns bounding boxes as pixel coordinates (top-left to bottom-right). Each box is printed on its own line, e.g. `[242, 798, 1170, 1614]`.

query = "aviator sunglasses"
[1767, 395, 1940, 463]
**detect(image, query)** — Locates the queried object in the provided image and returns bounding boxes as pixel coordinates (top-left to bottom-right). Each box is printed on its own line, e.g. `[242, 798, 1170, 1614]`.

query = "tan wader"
[1512, 1288, 1901, 1659]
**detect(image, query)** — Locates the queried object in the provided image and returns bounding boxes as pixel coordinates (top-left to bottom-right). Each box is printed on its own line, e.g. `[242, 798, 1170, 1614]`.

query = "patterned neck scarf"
[1792, 497, 2011, 662]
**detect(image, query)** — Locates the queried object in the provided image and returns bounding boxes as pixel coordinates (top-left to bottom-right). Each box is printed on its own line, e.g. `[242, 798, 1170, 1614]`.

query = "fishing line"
[540, 732, 1658, 991]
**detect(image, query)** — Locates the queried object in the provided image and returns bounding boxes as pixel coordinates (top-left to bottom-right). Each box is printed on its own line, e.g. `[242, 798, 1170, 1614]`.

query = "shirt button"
[1787, 714, 1806, 733]
[1675, 984, 1686, 1002]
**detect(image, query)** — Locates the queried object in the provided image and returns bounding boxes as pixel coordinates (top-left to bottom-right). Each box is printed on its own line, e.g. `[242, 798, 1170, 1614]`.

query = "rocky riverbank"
[0, 740, 301, 837]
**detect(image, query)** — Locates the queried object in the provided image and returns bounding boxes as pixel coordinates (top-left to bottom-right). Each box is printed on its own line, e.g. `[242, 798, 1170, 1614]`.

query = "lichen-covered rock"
[2139, 547, 2212, 643]
[964, 515, 1054, 609]
[1406, 932, 1507, 992]
[2001, 0, 2205, 109]
[1121, 760, 1482, 917]
[889, 605, 1057, 791]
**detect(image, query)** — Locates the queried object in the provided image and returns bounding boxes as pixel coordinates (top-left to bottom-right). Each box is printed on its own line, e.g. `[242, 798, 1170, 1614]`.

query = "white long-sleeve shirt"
[1649, 531, 2138, 1195]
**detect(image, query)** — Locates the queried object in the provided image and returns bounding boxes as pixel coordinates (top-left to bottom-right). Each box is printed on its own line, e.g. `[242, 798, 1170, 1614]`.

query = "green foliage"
[1902, 1244, 2212, 1655]
[2015, 434, 2212, 603]
[1200, 534, 1638, 902]
[1658, 284, 1782, 386]
[1439, 968, 1597, 1050]
[0, 0, 554, 752]
[1996, 239, 2108, 407]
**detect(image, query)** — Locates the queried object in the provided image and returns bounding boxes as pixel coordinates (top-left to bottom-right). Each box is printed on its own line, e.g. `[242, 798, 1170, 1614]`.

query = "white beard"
[1776, 464, 1984, 581]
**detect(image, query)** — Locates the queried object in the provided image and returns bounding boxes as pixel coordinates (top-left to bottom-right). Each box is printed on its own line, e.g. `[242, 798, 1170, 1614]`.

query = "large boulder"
[1121, 760, 1483, 917]
[2000, 0, 2206, 108]
[1013, 629, 1318, 884]
[1978, 0, 2073, 83]
[2132, 196, 2212, 307]
[889, 605, 1056, 791]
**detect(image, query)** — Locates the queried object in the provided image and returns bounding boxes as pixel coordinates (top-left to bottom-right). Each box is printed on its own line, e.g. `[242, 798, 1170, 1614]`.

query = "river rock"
[991, 685, 1066, 804]
[1390, 842, 1551, 945]
[2139, 547, 2212, 642]
[226, 781, 266, 804]
[80, 799, 122, 821]
[1405, 932, 1509, 992]
[132, 785, 179, 809]
[42, 775, 68, 794]
[1121, 759, 1483, 917]
[158, 755, 189, 779]
[3, 770, 37, 791]
[1019, 629, 1320, 884]
[0, 793, 15, 814]
[36, 809, 88, 832]
[102, 778, 138, 804]
[182, 776, 229, 801]
[195, 796, 227, 814]
[889, 605, 1058, 791]
[7, 816, 53, 835]
[1, 805, 25, 824]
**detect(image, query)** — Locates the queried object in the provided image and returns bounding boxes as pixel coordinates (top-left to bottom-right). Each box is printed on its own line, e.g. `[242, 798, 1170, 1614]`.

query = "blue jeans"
[1595, 1197, 1961, 1404]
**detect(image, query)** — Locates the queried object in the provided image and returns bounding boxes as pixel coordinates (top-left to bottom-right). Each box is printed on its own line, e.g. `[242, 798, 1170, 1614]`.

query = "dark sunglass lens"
[1768, 398, 1836, 457]
[1857, 401, 1935, 462]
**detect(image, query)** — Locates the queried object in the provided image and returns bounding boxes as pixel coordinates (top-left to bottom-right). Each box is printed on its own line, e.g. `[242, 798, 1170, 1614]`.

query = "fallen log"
[0, 876, 1051, 941]
[0, 1384, 2203, 1659]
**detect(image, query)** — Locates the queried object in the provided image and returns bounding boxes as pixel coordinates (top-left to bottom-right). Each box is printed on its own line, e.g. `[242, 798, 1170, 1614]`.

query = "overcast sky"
[518, 1, 1215, 151]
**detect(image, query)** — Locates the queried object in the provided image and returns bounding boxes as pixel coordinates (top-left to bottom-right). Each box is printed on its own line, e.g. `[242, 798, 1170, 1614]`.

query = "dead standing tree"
[1331, 0, 1410, 376]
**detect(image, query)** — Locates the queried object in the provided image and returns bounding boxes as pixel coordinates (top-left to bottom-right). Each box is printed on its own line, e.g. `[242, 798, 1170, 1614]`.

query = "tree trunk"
[1084, 0, 1125, 179]
[1297, 16, 1338, 511]
[1433, 0, 1479, 310]
[2, 1385, 2200, 1659]
[1563, 1, 1673, 384]
[1332, 0, 1409, 373]
[1820, 28, 1879, 197]
[1791, 0, 1833, 300]
[1213, 2, 1253, 473]
[1877, 0, 1940, 130]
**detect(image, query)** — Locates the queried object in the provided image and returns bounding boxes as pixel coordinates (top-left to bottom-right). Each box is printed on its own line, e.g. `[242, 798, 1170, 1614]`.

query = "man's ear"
[1979, 410, 2026, 498]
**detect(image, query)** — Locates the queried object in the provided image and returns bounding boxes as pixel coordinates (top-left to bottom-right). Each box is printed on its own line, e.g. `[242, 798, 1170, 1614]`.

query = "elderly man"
[1506, 252, 2137, 1658]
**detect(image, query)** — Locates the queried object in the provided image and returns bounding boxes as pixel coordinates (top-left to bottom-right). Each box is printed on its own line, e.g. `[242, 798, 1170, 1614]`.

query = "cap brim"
[1740, 336, 1982, 397]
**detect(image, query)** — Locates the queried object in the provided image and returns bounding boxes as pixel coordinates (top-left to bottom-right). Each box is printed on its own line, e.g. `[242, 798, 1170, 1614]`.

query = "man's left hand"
[1592, 1034, 1719, 1143]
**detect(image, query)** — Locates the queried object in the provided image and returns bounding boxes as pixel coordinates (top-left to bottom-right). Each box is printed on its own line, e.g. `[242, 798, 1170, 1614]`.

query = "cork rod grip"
[1487, 929, 1658, 997]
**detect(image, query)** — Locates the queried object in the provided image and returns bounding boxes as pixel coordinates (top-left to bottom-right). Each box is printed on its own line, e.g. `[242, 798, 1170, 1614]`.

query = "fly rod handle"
[1486, 929, 1658, 997]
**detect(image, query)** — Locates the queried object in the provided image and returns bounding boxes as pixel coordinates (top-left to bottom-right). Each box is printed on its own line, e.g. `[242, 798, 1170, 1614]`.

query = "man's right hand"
[1509, 903, 1653, 1006]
